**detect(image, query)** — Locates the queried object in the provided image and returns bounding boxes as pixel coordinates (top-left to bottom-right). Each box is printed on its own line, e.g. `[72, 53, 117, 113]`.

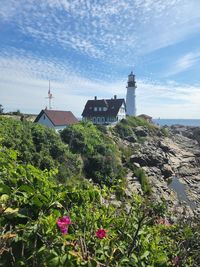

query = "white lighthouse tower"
[126, 71, 137, 116]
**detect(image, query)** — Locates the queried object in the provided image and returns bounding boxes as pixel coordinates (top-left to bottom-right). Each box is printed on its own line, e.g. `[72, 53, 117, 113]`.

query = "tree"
[0, 104, 4, 114]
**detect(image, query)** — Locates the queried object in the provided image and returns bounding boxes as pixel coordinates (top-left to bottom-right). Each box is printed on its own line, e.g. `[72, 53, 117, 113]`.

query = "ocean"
[153, 119, 200, 127]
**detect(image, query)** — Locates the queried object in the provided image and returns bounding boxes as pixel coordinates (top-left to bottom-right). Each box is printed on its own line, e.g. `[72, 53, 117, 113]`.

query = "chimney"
[114, 95, 117, 99]
[94, 96, 97, 100]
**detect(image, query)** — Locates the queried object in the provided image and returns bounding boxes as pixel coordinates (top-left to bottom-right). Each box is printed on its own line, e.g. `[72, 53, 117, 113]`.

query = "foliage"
[0, 104, 3, 114]
[161, 127, 169, 137]
[114, 116, 158, 139]
[0, 117, 199, 266]
[0, 117, 81, 181]
[61, 121, 124, 185]
[134, 168, 152, 195]
[11, 109, 22, 116]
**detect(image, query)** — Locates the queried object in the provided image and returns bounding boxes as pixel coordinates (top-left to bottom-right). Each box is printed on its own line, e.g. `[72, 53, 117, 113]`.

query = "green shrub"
[161, 127, 169, 137]
[61, 122, 124, 186]
[0, 117, 81, 180]
[0, 118, 199, 267]
[134, 168, 152, 195]
[114, 116, 159, 140]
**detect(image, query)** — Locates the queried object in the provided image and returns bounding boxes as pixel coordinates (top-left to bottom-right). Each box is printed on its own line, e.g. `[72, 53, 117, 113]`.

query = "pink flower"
[57, 216, 71, 228]
[60, 227, 68, 234]
[96, 228, 106, 239]
[57, 216, 71, 234]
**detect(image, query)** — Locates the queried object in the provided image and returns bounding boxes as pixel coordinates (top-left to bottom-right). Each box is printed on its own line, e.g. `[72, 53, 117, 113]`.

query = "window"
[99, 107, 102, 111]
[43, 115, 45, 120]
[94, 107, 97, 111]
[103, 107, 107, 111]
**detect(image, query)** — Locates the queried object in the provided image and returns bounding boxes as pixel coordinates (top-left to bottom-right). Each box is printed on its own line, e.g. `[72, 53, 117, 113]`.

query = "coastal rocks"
[171, 125, 200, 145]
[161, 164, 174, 178]
[130, 142, 169, 168]
[124, 125, 200, 218]
[125, 134, 137, 143]
[134, 126, 148, 137]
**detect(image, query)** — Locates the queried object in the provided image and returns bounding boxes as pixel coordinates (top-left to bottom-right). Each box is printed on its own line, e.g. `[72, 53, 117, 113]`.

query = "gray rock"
[161, 164, 174, 178]
[134, 126, 148, 137]
[125, 135, 137, 142]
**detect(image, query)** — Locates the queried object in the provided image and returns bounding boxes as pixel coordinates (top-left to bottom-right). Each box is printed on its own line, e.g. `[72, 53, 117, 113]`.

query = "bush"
[114, 116, 158, 140]
[61, 122, 124, 186]
[0, 117, 81, 180]
[134, 168, 152, 195]
[0, 118, 199, 266]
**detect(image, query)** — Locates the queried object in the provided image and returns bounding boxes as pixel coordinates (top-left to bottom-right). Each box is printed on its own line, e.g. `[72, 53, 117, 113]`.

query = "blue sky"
[0, 0, 200, 118]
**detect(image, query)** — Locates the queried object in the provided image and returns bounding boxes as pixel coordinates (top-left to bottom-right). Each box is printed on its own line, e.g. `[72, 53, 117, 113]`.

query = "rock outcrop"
[122, 125, 200, 218]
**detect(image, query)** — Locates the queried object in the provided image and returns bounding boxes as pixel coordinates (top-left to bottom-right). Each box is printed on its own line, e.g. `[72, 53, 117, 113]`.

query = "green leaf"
[141, 251, 150, 260]
[49, 256, 60, 266]
[32, 196, 43, 207]
[19, 184, 35, 194]
[0, 183, 11, 194]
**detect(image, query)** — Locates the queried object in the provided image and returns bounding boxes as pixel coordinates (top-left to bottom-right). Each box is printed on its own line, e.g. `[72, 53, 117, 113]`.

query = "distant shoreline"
[153, 119, 200, 127]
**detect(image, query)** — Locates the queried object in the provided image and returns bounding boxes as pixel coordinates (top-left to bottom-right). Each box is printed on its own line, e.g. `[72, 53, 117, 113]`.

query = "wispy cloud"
[165, 51, 200, 77]
[1, 0, 200, 118]
[137, 79, 200, 118]
[1, 0, 200, 64]
[0, 52, 200, 118]
[0, 52, 126, 114]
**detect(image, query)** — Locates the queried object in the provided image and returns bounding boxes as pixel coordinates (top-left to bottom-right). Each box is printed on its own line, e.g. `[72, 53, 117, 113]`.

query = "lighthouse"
[126, 71, 137, 116]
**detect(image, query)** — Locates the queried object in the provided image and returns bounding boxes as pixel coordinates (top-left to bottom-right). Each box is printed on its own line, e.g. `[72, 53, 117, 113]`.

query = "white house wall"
[37, 115, 67, 132]
[117, 103, 126, 120]
[37, 115, 54, 128]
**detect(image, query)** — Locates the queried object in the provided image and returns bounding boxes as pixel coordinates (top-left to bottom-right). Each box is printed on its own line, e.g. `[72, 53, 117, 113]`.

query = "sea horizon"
[153, 118, 200, 127]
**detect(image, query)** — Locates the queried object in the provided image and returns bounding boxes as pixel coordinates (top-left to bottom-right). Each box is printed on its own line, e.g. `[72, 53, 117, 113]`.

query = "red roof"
[35, 109, 78, 126]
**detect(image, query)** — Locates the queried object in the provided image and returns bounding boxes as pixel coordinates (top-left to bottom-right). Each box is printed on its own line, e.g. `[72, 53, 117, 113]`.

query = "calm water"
[168, 177, 196, 210]
[153, 119, 200, 127]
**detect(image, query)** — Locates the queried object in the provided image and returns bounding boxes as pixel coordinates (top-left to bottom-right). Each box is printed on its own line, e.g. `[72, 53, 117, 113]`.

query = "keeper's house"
[34, 109, 78, 131]
[82, 95, 126, 125]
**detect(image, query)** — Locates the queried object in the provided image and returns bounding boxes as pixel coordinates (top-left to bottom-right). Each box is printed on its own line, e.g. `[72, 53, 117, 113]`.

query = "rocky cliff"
[119, 124, 200, 219]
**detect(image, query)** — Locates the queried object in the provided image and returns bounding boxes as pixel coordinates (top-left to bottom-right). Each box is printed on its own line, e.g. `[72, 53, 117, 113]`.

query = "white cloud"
[165, 51, 200, 76]
[0, 53, 200, 118]
[1, 0, 200, 63]
[137, 80, 200, 118]
[1, 1, 200, 118]
[0, 52, 126, 115]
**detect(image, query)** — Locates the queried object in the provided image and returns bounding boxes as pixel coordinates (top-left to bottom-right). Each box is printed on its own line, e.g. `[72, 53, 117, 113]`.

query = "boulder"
[161, 164, 174, 178]
[130, 154, 147, 166]
[125, 135, 137, 142]
[134, 126, 148, 137]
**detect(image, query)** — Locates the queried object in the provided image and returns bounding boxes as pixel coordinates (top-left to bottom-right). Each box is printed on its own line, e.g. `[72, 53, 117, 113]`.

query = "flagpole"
[49, 80, 51, 109]
[46, 80, 53, 110]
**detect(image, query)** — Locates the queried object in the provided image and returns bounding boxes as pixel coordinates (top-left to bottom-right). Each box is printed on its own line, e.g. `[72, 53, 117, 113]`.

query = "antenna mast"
[46, 80, 53, 109]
